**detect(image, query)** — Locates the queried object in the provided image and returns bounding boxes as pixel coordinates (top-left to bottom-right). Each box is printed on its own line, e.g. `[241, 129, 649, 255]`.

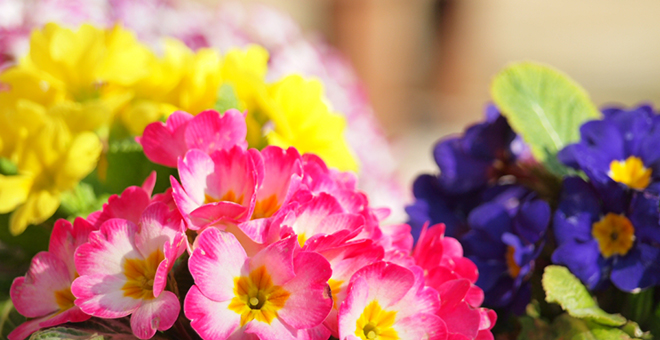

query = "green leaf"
[491, 62, 601, 174]
[103, 138, 176, 195]
[58, 183, 108, 219]
[29, 319, 170, 339]
[542, 265, 626, 327]
[0, 299, 24, 339]
[518, 316, 553, 340]
[214, 83, 241, 113]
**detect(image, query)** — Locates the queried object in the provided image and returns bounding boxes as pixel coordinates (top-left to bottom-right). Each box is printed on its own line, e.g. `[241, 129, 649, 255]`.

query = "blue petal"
[629, 194, 660, 244]
[462, 229, 507, 259]
[513, 197, 550, 244]
[467, 201, 512, 240]
[434, 138, 492, 193]
[472, 257, 509, 294]
[551, 240, 604, 290]
[611, 243, 660, 292]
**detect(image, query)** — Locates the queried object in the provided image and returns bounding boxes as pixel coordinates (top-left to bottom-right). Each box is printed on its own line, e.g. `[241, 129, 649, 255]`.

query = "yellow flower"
[0, 104, 101, 235]
[120, 39, 221, 135]
[220, 45, 271, 148]
[264, 75, 358, 172]
[24, 23, 150, 101]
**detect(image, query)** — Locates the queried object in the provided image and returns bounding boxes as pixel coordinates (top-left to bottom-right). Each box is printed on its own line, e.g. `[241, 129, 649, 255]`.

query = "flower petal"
[130, 291, 180, 339]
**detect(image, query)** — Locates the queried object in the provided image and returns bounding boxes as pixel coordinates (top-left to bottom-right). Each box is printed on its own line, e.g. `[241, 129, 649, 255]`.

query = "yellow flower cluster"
[0, 23, 357, 235]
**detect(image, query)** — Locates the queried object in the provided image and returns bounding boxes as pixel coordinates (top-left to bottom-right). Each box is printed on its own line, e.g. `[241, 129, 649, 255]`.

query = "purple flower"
[552, 177, 660, 292]
[460, 185, 550, 313]
[559, 104, 660, 194]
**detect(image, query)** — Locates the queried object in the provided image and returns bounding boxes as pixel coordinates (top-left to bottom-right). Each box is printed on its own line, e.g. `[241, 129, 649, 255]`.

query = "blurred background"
[242, 0, 660, 187]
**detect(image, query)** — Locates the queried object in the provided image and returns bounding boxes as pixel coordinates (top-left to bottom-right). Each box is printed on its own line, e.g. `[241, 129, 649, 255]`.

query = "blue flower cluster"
[553, 105, 660, 292]
[408, 103, 660, 316]
[407, 105, 549, 313]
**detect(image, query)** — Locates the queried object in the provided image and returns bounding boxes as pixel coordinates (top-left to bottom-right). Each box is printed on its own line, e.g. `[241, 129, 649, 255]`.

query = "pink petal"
[436, 279, 471, 313]
[184, 109, 248, 154]
[279, 251, 333, 329]
[184, 285, 241, 339]
[347, 262, 415, 308]
[138, 111, 193, 167]
[11, 252, 71, 318]
[130, 291, 180, 339]
[177, 150, 215, 206]
[8, 307, 91, 340]
[8, 315, 52, 340]
[189, 228, 247, 301]
[394, 313, 448, 340]
[75, 219, 140, 276]
[244, 315, 298, 340]
[439, 300, 481, 339]
[49, 218, 95, 277]
[95, 186, 152, 228]
[189, 202, 249, 228]
[72, 274, 139, 318]
[254, 146, 303, 212]
[249, 236, 297, 286]
[134, 202, 184, 259]
[153, 232, 187, 297]
[141, 171, 157, 197]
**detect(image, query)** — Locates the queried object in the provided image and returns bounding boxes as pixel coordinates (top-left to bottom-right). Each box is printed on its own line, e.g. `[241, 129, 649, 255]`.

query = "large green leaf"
[543, 265, 626, 327]
[0, 299, 24, 338]
[491, 62, 600, 173]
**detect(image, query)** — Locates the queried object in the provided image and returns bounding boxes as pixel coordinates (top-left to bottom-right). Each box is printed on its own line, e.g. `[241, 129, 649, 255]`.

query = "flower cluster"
[10, 109, 495, 340]
[0, 22, 357, 235]
[553, 105, 660, 292]
[407, 105, 549, 314]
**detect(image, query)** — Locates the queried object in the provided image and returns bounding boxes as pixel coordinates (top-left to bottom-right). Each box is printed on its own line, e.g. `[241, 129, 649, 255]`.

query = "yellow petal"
[0, 174, 33, 214]
[54, 132, 102, 190]
[9, 190, 60, 235]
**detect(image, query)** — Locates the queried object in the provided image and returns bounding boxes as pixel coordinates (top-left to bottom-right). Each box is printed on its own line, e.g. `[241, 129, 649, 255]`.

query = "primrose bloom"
[0, 113, 102, 235]
[559, 104, 660, 193]
[72, 203, 187, 339]
[338, 262, 446, 340]
[552, 177, 660, 291]
[185, 228, 333, 339]
[138, 109, 247, 168]
[9, 218, 94, 340]
[460, 185, 549, 313]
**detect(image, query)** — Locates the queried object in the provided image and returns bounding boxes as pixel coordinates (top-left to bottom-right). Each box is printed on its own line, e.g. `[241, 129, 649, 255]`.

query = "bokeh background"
[244, 0, 660, 192]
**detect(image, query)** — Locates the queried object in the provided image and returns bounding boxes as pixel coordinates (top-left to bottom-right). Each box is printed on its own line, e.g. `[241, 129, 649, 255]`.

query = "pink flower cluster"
[10, 109, 495, 340]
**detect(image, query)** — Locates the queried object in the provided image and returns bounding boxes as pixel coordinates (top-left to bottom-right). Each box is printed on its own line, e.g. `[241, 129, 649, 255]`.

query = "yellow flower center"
[592, 213, 635, 258]
[252, 194, 280, 220]
[205, 190, 244, 205]
[608, 156, 652, 190]
[121, 250, 164, 300]
[505, 246, 521, 279]
[355, 300, 398, 340]
[228, 266, 291, 326]
[328, 279, 344, 310]
[54, 287, 76, 310]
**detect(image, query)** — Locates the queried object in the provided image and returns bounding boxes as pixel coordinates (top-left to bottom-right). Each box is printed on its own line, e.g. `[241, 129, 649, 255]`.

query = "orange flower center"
[121, 250, 164, 300]
[505, 246, 521, 278]
[592, 213, 635, 258]
[228, 266, 290, 326]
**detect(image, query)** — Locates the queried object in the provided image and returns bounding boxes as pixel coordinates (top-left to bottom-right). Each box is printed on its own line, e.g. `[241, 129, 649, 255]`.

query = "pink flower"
[87, 171, 158, 228]
[71, 203, 187, 339]
[184, 228, 333, 339]
[9, 218, 94, 340]
[138, 109, 248, 167]
[304, 235, 384, 337]
[171, 146, 259, 231]
[413, 223, 496, 340]
[338, 261, 446, 340]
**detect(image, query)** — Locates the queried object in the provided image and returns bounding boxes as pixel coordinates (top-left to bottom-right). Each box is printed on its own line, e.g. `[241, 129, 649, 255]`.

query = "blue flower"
[433, 104, 529, 194]
[552, 176, 660, 292]
[460, 185, 550, 313]
[559, 104, 660, 194]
